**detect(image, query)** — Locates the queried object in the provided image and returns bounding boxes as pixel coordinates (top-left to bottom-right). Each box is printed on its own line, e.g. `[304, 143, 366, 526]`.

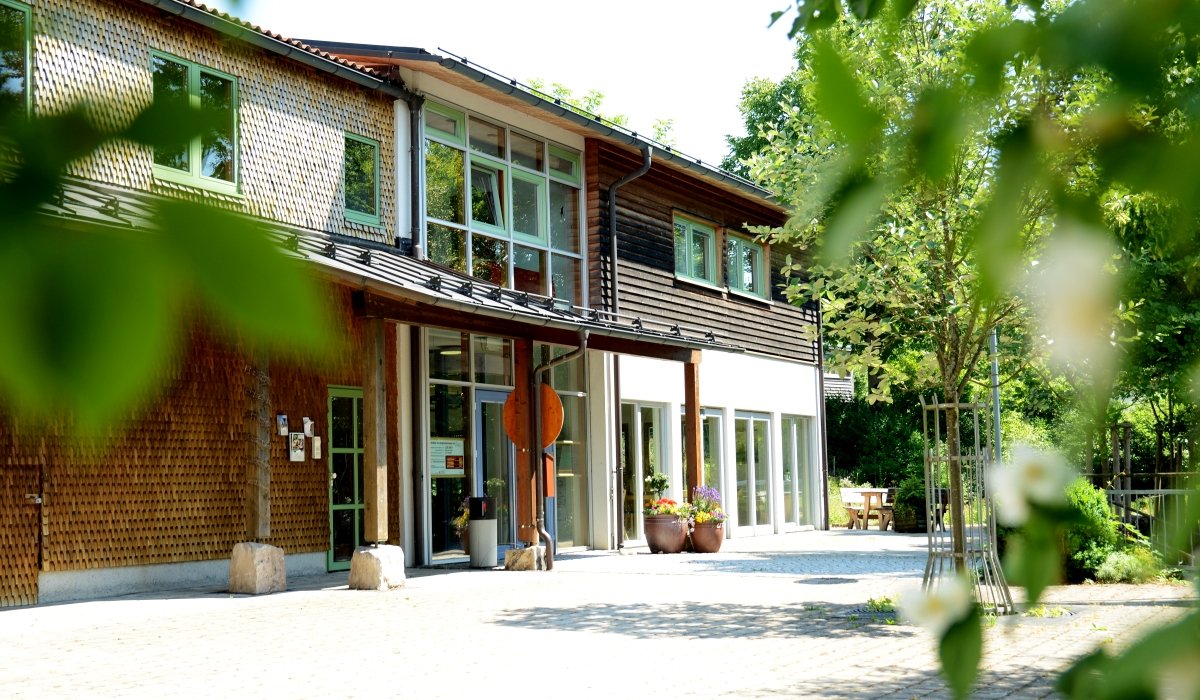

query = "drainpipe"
[408, 95, 426, 258]
[607, 147, 651, 551]
[816, 302, 831, 530]
[532, 329, 589, 570]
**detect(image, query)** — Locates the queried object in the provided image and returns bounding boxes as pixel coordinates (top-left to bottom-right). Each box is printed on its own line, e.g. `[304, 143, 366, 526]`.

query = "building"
[0, 0, 828, 607]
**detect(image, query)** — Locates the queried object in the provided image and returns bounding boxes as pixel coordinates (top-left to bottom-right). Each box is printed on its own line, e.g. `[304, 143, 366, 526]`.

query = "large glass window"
[424, 101, 584, 305]
[734, 412, 773, 533]
[727, 233, 767, 298]
[151, 52, 237, 193]
[673, 215, 717, 284]
[782, 416, 814, 526]
[0, 0, 31, 121]
[621, 402, 664, 543]
[344, 133, 380, 226]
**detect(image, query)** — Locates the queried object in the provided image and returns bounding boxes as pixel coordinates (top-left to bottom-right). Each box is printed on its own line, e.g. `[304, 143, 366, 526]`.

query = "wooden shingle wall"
[32, 0, 395, 244]
[20, 286, 365, 573]
[587, 142, 820, 364]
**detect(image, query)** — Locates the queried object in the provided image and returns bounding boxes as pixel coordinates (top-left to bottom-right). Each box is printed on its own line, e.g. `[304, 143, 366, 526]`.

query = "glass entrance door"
[734, 413, 773, 535]
[621, 402, 663, 543]
[476, 390, 517, 551]
[782, 416, 814, 526]
[328, 387, 365, 571]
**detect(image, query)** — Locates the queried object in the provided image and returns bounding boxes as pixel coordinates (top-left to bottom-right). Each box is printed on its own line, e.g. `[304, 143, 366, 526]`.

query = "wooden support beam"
[362, 318, 389, 543]
[246, 353, 271, 540]
[514, 338, 538, 545]
[683, 359, 702, 496]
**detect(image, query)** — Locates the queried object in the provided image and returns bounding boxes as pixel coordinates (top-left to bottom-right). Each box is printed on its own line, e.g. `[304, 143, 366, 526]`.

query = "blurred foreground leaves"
[0, 102, 330, 433]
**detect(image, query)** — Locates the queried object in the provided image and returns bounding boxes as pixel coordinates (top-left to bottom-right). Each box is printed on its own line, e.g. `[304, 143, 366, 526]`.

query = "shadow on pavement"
[493, 600, 917, 640]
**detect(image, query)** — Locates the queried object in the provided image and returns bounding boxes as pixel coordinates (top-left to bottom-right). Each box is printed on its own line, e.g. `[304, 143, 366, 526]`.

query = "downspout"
[608, 147, 651, 551]
[532, 329, 590, 570]
[408, 94, 425, 258]
[816, 302, 831, 530]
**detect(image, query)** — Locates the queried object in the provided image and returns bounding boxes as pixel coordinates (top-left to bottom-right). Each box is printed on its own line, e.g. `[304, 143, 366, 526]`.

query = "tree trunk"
[944, 392, 967, 575]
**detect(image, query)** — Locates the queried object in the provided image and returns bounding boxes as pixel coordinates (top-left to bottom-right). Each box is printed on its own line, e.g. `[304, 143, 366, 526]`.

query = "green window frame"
[425, 101, 466, 146]
[150, 51, 239, 195]
[726, 233, 768, 299]
[344, 132, 380, 227]
[548, 145, 580, 185]
[0, 0, 32, 121]
[673, 215, 717, 284]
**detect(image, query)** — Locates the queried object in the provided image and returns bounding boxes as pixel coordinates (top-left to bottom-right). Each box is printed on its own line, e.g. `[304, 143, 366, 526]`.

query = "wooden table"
[842, 488, 891, 530]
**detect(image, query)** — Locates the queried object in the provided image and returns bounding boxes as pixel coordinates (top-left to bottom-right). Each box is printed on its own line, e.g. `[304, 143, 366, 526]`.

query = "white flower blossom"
[898, 576, 974, 638]
[986, 444, 1076, 526]
[1034, 222, 1120, 374]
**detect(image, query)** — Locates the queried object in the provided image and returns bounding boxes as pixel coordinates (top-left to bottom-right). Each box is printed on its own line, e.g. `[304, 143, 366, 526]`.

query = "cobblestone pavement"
[1, 530, 1193, 698]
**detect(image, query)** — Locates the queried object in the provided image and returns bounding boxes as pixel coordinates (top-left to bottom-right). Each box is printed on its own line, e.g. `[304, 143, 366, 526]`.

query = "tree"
[761, 0, 1200, 696]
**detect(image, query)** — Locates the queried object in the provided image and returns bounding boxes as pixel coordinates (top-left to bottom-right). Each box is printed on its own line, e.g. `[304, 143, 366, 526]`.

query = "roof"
[133, 0, 414, 99]
[297, 41, 787, 214]
[39, 177, 739, 356]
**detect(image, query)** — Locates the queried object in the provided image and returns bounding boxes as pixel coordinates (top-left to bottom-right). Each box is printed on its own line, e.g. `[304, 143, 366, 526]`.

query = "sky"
[205, 0, 800, 167]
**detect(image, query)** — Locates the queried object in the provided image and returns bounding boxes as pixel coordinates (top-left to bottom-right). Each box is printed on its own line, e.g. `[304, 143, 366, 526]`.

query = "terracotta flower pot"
[643, 514, 688, 554]
[689, 522, 725, 553]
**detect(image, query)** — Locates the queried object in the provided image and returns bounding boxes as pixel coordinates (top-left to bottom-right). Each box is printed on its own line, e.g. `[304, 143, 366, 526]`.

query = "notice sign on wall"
[430, 438, 465, 478]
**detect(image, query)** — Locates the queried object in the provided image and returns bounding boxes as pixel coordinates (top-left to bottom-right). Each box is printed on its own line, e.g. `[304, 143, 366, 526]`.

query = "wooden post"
[362, 318, 388, 543]
[246, 352, 271, 540]
[514, 338, 538, 545]
[683, 357, 702, 496]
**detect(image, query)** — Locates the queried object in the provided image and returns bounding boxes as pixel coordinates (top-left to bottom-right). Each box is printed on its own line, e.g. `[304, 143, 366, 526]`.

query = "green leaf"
[153, 201, 332, 357]
[769, 9, 786, 27]
[909, 87, 967, 182]
[818, 173, 889, 265]
[1002, 516, 1062, 605]
[848, 0, 886, 19]
[812, 38, 883, 156]
[938, 606, 982, 700]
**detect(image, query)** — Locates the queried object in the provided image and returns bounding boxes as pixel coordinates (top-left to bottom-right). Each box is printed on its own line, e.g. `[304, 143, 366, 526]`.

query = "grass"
[866, 595, 897, 613]
[1023, 605, 1071, 618]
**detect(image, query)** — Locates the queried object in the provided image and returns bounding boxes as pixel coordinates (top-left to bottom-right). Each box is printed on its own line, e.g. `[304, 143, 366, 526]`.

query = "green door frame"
[328, 386, 364, 572]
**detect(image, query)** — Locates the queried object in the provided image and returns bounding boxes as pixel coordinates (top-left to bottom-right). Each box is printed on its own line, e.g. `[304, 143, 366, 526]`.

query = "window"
[726, 234, 767, 298]
[344, 133, 380, 226]
[151, 52, 237, 193]
[0, 0, 31, 120]
[673, 215, 717, 284]
[423, 100, 583, 306]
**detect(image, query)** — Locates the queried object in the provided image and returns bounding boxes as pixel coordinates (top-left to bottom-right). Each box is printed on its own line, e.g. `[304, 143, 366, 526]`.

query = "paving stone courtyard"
[1, 530, 1193, 698]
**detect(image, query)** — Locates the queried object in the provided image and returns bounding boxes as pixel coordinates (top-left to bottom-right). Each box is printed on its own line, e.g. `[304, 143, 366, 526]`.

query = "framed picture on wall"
[303, 417, 314, 437]
[289, 432, 306, 462]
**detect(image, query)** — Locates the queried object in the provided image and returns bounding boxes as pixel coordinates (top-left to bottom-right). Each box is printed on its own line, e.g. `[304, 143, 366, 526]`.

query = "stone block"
[348, 545, 406, 591]
[503, 546, 546, 571]
[228, 542, 286, 595]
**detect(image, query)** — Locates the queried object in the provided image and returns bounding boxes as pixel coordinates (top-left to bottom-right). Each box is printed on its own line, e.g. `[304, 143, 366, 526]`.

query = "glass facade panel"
[425, 141, 466, 225]
[549, 181, 579, 254]
[735, 418, 750, 527]
[512, 174, 544, 240]
[473, 335, 513, 386]
[471, 234, 508, 287]
[0, 2, 27, 119]
[428, 223, 466, 273]
[344, 135, 378, 218]
[428, 329, 468, 382]
[513, 244, 545, 296]
[430, 383, 468, 556]
[783, 419, 796, 525]
[511, 132, 544, 171]
[555, 394, 588, 548]
[468, 117, 505, 158]
[151, 56, 190, 171]
[470, 160, 506, 229]
[754, 419, 770, 525]
[479, 399, 512, 546]
[691, 227, 712, 280]
[551, 254, 579, 305]
[702, 413, 722, 491]
[331, 394, 353, 448]
[199, 72, 234, 181]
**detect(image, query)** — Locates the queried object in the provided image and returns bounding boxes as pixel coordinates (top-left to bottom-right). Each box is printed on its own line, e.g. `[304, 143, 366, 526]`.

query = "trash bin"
[468, 496, 497, 568]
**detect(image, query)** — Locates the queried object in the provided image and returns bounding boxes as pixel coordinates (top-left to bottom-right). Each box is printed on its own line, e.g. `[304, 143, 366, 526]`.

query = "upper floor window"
[151, 52, 237, 194]
[423, 100, 583, 306]
[673, 215, 717, 285]
[344, 133, 380, 227]
[0, 0, 31, 121]
[727, 233, 768, 299]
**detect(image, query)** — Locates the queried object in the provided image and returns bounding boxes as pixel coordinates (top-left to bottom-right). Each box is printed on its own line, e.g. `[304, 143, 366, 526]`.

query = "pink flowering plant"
[644, 497, 682, 517]
[687, 485, 727, 525]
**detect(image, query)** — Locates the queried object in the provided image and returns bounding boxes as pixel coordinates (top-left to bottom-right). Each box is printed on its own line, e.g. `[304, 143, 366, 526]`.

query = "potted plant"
[645, 471, 669, 501]
[892, 474, 927, 533]
[643, 496, 688, 553]
[451, 498, 470, 555]
[687, 485, 727, 553]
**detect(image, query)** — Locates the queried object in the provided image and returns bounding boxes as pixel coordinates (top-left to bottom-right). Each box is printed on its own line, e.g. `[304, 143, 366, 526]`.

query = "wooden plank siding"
[587, 141, 819, 364]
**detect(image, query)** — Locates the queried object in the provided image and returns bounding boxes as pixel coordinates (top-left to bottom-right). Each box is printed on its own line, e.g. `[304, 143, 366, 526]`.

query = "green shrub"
[828, 479, 849, 527]
[1095, 548, 1162, 583]
[1063, 479, 1120, 582]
